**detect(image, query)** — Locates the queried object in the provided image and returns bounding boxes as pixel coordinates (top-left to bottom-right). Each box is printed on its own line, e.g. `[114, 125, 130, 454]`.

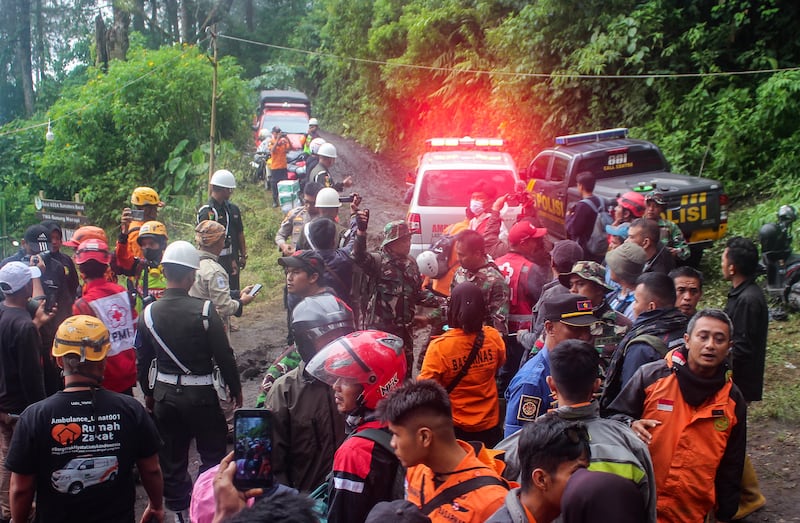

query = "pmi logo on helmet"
[378, 372, 400, 398]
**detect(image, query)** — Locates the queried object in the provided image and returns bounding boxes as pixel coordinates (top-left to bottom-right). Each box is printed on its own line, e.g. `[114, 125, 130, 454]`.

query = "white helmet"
[315, 187, 342, 208]
[258, 129, 269, 139]
[308, 118, 319, 126]
[318, 143, 337, 159]
[161, 240, 200, 269]
[210, 169, 236, 189]
[416, 251, 439, 278]
[310, 137, 326, 154]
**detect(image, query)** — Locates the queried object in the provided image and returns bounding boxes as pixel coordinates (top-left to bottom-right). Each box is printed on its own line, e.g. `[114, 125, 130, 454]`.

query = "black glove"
[356, 209, 369, 232]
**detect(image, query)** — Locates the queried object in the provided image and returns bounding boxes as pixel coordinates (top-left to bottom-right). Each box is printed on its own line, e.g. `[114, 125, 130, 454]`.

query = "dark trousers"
[218, 254, 239, 291]
[153, 382, 227, 511]
[270, 168, 289, 205]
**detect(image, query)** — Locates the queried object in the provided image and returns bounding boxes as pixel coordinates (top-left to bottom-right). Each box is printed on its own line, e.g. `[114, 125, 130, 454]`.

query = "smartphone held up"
[233, 409, 274, 491]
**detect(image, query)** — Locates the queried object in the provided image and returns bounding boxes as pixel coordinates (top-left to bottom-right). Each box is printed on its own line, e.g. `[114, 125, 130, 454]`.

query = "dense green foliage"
[0, 42, 250, 232]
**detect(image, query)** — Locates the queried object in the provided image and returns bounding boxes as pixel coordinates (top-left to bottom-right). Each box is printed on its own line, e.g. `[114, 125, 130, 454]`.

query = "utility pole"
[207, 25, 218, 195]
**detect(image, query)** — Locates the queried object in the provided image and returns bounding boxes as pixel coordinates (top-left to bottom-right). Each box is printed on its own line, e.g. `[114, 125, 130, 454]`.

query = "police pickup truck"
[522, 128, 728, 264]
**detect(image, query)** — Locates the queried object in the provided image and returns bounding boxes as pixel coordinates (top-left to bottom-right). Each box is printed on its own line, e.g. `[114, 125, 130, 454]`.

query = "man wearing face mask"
[467, 183, 509, 259]
[116, 220, 169, 310]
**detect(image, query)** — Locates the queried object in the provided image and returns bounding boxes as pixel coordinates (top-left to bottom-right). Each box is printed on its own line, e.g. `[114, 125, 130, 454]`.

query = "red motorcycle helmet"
[306, 330, 407, 410]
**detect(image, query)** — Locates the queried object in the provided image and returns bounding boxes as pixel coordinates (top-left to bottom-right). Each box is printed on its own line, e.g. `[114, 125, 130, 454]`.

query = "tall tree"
[12, 0, 34, 116]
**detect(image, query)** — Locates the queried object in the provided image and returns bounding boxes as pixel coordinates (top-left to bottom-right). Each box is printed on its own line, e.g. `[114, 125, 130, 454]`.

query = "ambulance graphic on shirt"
[51, 456, 119, 494]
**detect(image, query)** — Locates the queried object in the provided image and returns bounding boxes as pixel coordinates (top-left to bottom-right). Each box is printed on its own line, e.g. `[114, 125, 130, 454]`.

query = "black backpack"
[581, 197, 613, 256]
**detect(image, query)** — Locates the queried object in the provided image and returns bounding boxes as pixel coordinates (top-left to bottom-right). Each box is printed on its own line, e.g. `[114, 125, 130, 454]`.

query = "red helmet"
[306, 330, 407, 410]
[617, 191, 646, 218]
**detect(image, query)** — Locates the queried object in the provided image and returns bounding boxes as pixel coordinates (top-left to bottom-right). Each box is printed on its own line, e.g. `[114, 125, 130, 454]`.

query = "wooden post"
[208, 25, 218, 195]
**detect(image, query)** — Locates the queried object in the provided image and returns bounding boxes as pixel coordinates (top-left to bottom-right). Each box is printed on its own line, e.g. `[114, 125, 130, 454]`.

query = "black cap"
[277, 250, 324, 277]
[272, 126, 281, 133]
[40, 220, 63, 235]
[543, 294, 596, 326]
[24, 224, 52, 254]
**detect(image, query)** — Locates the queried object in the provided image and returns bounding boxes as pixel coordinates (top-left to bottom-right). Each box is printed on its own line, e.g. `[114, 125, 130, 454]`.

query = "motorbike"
[249, 151, 269, 184]
[759, 204, 800, 312]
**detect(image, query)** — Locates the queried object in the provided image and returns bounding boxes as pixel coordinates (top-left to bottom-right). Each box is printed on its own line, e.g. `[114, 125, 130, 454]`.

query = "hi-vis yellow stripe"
[588, 461, 646, 484]
[680, 192, 707, 205]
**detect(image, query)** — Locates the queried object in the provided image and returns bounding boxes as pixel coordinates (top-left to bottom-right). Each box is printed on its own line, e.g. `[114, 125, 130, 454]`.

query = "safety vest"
[495, 251, 534, 331]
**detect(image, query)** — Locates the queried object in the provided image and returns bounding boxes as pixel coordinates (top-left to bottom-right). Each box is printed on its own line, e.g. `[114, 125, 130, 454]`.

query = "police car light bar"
[426, 137, 504, 149]
[555, 128, 628, 146]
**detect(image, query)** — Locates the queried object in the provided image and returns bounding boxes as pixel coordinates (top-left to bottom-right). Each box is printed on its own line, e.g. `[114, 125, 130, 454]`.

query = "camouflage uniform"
[255, 346, 302, 407]
[450, 259, 511, 335]
[657, 218, 690, 261]
[353, 221, 442, 370]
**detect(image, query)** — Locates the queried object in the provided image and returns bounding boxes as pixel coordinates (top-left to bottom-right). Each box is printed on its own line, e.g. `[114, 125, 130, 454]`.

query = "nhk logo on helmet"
[379, 372, 400, 398]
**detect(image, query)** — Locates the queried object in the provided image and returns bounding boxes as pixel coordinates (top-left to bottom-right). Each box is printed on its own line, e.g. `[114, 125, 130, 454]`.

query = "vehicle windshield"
[63, 460, 81, 469]
[259, 114, 308, 134]
[574, 149, 665, 181]
[418, 170, 517, 206]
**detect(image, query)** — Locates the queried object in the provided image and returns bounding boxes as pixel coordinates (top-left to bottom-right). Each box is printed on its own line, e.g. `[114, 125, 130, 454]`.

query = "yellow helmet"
[52, 315, 111, 362]
[137, 221, 168, 245]
[130, 187, 162, 207]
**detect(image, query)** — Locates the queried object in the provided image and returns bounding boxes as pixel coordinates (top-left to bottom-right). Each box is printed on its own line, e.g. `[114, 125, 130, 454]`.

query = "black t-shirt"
[196, 199, 244, 256]
[0, 304, 46, 413]
[6, 389, 161, 523]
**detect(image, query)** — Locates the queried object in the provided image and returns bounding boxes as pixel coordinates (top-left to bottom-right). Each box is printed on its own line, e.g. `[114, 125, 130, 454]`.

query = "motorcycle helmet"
[52, 315, 111, 362]
[317, 143, 337, 159]
[308, 118, 319, 126]
[210, 169, 237, 189]
[778, 205, 797, 224]
[292, 294, 355, 363]
[130, 187, 162, 207]
[310, 137, 326, 155]
[617, 191, 646, 218]
[416, 251, 439, 278]
[306, 330, 407, 410]
[161, 240, 200, 269]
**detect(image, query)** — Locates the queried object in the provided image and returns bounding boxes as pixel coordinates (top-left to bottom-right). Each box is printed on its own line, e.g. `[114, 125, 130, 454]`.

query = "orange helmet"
[63, 226, 107, 248]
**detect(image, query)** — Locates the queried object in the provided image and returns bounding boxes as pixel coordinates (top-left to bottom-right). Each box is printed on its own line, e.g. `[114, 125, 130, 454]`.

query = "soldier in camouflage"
[558, 261, 631, 369]
[644, 190, 690, 262]
[352, 211, 442, 370]
[449, 229, 511, 335]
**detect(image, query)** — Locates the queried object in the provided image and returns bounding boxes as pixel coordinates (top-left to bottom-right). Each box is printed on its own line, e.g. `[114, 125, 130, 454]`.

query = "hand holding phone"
[233, 409, 274, 491]
[130, 209, 146, 221]
[249, 284, 263, 297]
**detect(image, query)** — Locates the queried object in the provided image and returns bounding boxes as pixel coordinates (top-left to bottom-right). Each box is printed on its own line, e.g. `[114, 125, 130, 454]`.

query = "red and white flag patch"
[657, 399, 674, 412]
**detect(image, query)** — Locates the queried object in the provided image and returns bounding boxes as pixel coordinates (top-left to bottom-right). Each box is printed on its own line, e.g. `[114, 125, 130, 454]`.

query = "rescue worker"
[558, 261, 631, 367]
[295, 187, 358, 251]
[722, 236, 768, 519]
[268, 128, 292, 207]
[117, 220, 168, 308]
[352, 211, 442, 371]
[306, 330, 407, 523]
[627, 218, 675, 275]
[309, 143, 352, 191]
[379, 380, 511, 522]
[599, 272, 688, 415]
[643, 190, 690, 262]
[136, 240, 242, 523]
[266, 251, 352, 491]
[605, 190, 646, 243]
[494, 221, 550, 391]
[467, 182, 509, 259]
[71, 239, 138, 395]
[6, 315, 164, 523]
[121, 186, 164, 261]
[197, 169, 247, 291]
[670, 266, 704, 318]
[190, 220, 256, 334]
[418, 283, 506, 447]
[275, 182, 324, 256]
[302, 117, 320, 154]
[448, 229, 510, 335]
[604, 241, 648, 320]
[606, 309, 747, 523]
[39, 220, 80, 302]
[487, 415, 590, 523]
[303, 137, 327, 181]
[504, 294, 595, 437]
[565, 172, 605, 262]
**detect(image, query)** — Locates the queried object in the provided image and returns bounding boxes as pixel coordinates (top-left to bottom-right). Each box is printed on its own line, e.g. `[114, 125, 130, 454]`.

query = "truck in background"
[521, 128, 728, 265]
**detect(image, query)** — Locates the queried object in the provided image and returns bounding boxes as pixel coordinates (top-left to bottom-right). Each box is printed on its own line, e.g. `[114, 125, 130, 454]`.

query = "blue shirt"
[503, 347, 552, 437]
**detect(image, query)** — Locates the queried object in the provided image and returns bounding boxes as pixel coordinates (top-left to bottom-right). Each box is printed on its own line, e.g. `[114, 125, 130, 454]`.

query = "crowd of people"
[0, 124, 773, 523]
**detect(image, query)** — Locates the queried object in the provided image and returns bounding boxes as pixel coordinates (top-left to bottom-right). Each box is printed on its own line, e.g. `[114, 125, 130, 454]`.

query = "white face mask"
[469, 199, 485, 215]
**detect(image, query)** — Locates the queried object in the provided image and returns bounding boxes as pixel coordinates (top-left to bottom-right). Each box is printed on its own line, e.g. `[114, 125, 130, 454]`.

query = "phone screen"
[233, 409, 274, 490]
[130, 209, 145, 221]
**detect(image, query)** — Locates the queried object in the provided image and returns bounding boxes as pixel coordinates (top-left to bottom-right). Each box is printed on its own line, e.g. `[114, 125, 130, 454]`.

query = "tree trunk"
[165, 0, 179, 42]
[13, 0, 34, 116]
[33, 0, 45, 84]
[95, 14, 108, 71]
[245, 0, 253, 32]
[132, 0, 145, 33]
[106, 2, 130, 61]
[179, 0, 194, 43]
